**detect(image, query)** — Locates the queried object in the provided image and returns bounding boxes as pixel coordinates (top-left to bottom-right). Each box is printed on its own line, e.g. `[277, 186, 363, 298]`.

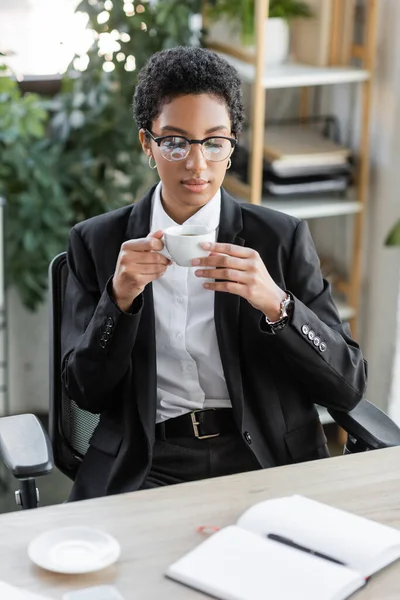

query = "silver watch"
[265, 293, 292, 325]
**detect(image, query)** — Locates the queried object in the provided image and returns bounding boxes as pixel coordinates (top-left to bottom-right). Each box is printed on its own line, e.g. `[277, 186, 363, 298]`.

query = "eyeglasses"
[145, 130, 236, 162]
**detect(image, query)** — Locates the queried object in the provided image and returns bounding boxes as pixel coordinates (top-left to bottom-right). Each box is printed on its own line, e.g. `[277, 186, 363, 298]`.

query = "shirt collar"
[151, 181, 221, 232]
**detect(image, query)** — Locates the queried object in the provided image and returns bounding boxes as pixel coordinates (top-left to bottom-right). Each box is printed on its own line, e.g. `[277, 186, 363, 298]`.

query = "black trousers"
[141, 431, 261, 489]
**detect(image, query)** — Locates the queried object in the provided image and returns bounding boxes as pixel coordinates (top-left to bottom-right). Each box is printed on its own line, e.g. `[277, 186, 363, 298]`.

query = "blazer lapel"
[125, 185, 156, 241]
[215, 188, 246, 426]
[125, 186, 158, 439]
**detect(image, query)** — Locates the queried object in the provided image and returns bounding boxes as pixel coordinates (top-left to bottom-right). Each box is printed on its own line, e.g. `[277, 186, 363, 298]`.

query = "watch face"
[266, 293, 293, 326]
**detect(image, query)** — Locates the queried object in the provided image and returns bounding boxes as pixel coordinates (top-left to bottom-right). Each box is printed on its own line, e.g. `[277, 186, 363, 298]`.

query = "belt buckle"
[190, 410, 220, 440]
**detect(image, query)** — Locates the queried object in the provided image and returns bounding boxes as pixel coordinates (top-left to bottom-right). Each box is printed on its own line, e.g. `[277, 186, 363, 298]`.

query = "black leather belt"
[155, 408, 237, 440]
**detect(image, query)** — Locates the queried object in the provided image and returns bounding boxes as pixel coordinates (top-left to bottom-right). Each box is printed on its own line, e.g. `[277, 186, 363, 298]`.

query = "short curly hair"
[133, 46, 244, 137]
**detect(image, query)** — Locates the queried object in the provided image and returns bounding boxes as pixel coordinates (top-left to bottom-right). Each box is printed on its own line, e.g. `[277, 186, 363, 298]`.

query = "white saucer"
[28, 526, 121, 574]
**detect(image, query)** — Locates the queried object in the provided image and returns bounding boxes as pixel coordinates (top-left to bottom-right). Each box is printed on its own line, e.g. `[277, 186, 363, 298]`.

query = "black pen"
[267, 533, 346, 566]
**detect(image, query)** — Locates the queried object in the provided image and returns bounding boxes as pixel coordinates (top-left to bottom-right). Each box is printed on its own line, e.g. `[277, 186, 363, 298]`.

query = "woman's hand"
[192, 242, 286, 321]
[112, 230, 171, 312]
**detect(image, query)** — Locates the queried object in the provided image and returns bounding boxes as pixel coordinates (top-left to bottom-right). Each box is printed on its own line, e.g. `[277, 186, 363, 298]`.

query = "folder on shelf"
[263, 170, 350, 196]
[269, 161, 351, 178]
[263, 123, 351, 169]
[166, 495, 400, 600]
[230, 117, 353, 198]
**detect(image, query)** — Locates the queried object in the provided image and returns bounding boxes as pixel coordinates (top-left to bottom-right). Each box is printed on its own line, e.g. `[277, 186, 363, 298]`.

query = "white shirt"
[151, 182, 231, 423]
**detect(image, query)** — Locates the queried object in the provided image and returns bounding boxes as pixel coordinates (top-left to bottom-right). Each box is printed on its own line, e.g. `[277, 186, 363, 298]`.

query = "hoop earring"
[227, 158, 232, 169]
[148, 155, 157, 170]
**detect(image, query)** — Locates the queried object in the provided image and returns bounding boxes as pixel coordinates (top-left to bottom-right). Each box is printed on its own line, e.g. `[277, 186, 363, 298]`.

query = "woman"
[62, 46, 367, 501]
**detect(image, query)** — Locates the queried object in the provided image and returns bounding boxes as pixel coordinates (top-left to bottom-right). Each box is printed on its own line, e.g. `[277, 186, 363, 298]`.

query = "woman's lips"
[182, 179, 210, 193]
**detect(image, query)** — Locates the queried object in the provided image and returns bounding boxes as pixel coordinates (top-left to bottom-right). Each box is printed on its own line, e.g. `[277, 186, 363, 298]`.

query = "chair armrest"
[0, 414, 53, 478]
[328, 398, 400, 450]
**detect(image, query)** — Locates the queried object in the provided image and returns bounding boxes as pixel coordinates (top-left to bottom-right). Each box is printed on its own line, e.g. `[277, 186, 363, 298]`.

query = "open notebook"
[166, 495, 400, 600]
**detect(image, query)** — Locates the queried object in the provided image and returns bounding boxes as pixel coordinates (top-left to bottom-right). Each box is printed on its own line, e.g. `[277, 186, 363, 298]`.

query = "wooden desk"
[0, 447, 399, 599]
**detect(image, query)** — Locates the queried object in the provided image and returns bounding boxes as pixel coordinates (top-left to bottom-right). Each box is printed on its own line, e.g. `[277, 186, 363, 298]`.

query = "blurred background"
[0, 0, 399, 510]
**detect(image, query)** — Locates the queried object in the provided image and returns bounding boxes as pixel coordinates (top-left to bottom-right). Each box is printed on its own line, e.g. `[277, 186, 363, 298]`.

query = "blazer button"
[301, 325, 309, 335]
[106, 316, 114, 326]
[308, 330, 315, 341]
[319, 342, 327, 352]
[244, 431, 252, 445]
[313, 337, 320, 346]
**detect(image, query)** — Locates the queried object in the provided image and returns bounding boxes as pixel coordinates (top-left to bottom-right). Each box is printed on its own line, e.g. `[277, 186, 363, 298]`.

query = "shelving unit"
[204, 1, 379, 431]
[204, 0, 379, 339]
[209, 51, 371, 88]
[262, 196, 362, 220]
[230, 178, 363, 219]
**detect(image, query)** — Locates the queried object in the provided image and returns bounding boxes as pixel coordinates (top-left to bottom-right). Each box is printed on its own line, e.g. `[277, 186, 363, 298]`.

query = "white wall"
[389, 289, 400, 423]
[7, 290, 49, 414]
[362, 0, 400, 412]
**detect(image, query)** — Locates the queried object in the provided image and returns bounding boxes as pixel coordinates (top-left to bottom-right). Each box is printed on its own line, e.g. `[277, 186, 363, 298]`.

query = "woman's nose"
[185, 143, 207, 172]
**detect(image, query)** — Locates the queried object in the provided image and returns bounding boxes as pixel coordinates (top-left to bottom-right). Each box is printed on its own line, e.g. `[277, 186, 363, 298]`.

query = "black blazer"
[61, 186, 367, 501]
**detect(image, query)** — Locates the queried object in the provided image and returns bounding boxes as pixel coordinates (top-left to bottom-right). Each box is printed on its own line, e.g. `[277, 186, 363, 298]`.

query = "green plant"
[49, 0, 202, 224]
[2, 1, 202, 310]
[0, 57, 72, 310]
[385, 219, 400, 246]
[207, 0, 312, 45]
[268, 0, 313, 19]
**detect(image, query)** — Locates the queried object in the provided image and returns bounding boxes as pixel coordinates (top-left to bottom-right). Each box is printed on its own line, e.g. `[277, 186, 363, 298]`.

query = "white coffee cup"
[163, 224, 215, 267]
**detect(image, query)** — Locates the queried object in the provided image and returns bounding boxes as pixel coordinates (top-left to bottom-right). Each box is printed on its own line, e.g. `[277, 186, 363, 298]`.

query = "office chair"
[0, 253, 99, 509]
[1, 252, 400, 509]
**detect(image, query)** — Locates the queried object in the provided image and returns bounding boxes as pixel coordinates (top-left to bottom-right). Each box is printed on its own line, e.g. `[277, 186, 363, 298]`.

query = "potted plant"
[385, 220, 400, 246]
[206, 0, 312, 65]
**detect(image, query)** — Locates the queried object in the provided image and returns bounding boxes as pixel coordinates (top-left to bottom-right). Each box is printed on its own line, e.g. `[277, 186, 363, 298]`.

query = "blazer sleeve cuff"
[83, 277, 144, 357]
[258, 293, 367, 408]
[106, 276, 143, 316]
[259, 293, 332, 360]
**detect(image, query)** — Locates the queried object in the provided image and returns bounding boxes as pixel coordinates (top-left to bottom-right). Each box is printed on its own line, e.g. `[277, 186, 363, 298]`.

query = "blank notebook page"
[237, 495, 400, 577]
[166, 526, 364, 600]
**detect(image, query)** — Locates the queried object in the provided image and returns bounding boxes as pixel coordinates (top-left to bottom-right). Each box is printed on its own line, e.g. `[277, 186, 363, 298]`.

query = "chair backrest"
[48, 252, 99, 480]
